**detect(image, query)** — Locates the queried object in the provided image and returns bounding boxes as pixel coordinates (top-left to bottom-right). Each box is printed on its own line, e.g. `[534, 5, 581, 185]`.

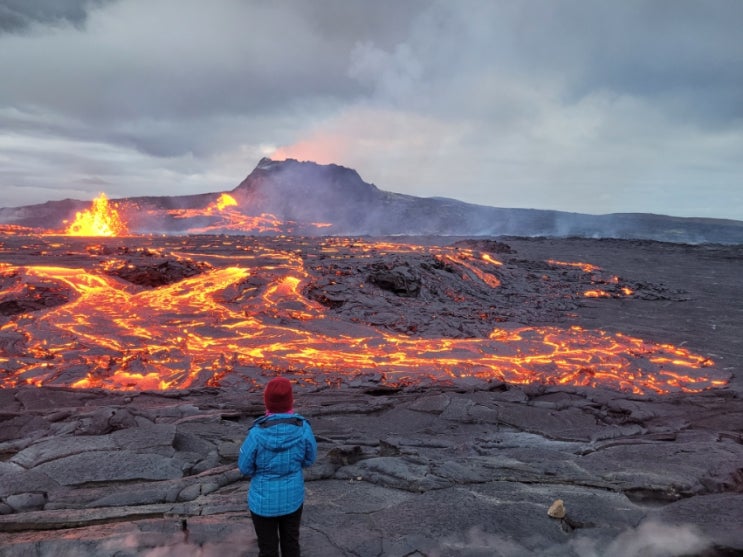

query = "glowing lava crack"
[0, 235, 729, 394]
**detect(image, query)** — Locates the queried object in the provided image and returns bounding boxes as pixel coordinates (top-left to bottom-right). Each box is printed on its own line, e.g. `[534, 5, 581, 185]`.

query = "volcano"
[1, 158, 742, 243]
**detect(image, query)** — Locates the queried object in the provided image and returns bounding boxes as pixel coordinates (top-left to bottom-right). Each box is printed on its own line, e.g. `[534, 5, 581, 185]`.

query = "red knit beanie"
[264, 377, 294, 413]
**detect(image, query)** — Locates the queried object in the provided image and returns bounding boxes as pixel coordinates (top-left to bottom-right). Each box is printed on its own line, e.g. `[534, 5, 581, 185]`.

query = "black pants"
[250, 504, 303, 557]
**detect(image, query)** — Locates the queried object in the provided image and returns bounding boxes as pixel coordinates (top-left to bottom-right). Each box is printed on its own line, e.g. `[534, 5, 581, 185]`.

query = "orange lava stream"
[547, 259, 601, 273]
[149, 194, 332, 235]
[0, 243, 726, 394]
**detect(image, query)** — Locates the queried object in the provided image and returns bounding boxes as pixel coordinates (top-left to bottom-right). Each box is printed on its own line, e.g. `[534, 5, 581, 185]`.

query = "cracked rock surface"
[0, 384, 741, 556]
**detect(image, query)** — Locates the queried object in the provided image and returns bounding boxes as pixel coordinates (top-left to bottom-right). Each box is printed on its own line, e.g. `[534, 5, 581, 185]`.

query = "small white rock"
[548, 499, 566, 519]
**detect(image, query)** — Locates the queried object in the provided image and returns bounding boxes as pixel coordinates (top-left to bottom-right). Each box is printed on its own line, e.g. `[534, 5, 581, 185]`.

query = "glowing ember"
[65, 194, 129, 237]
[584, 290, 611, 298]
[0, 237, 728, 395]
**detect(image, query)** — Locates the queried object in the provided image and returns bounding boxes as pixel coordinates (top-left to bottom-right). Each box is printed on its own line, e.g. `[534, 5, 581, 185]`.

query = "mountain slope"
[1, 157, 742, 243]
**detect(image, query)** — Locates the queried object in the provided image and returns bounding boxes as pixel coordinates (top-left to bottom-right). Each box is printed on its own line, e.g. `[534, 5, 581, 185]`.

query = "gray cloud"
[0, 0, 116, 32]
[531, 1, 743, 125]
[0, 0, 741, 219]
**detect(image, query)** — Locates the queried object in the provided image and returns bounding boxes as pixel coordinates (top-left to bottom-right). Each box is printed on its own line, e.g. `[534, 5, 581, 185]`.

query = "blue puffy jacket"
[238, 413, 317, 517]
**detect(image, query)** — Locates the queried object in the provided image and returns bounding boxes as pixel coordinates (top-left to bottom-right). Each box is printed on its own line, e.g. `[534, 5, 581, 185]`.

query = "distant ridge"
[1, 157, 742, 244]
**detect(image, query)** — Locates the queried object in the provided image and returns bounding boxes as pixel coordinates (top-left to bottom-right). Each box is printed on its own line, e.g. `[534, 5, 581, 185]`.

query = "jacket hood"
[255, 415, 306, 452]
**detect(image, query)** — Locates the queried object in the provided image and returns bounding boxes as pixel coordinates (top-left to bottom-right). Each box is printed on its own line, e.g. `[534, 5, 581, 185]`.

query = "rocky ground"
[0, 236, 742, 556]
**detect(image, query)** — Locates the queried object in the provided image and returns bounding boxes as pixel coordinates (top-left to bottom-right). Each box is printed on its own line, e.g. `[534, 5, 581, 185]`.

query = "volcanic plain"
[0, 233, 741, 556]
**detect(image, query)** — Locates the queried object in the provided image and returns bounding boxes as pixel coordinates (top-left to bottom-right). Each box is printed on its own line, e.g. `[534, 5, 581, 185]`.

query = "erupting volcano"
[1, 160, 741, 557]
[0, 160, 733, 395]
[2, 158, 743, 242]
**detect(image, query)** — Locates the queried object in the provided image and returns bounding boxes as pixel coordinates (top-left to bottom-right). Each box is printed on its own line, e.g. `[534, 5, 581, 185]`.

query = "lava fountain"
[65, 193, 129, 237]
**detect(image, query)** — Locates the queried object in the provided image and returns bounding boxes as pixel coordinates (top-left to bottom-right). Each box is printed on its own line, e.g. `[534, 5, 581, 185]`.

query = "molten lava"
[65, 194, 129, 237]
[136, 193, 332, 235]
[215, 193, 238, 211]
[0, 235, 729, 395]
[58, 190, 332, 237]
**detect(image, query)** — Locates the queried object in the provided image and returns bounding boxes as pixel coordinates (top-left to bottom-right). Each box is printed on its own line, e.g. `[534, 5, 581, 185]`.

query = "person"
[238, 377, 317, 557]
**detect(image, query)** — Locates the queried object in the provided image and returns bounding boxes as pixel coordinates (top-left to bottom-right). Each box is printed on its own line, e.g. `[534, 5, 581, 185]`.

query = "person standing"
[238, 377, 317, 557]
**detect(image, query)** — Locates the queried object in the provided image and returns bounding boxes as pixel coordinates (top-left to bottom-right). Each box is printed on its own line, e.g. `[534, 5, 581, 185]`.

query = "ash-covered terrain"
[0, 234, 741, 556]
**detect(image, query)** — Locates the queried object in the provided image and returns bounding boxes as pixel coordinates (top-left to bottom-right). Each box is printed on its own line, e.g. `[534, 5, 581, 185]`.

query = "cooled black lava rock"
[104, 258, 211, 287]
[0, 271, 71, 316]
[367, 263, 422, 297]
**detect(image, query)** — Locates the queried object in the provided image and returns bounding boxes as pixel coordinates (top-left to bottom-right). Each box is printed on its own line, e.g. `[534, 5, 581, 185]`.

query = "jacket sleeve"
[237, 429, 258, 477]
[302, 422, 318, 468]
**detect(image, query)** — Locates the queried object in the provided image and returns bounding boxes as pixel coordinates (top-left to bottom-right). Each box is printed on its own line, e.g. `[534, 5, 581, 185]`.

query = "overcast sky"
[1, 0, 742, 220]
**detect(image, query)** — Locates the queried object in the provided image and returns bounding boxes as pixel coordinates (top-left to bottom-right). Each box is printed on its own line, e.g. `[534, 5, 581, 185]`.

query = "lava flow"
[0, 232, 729, 395]
[56, 190, 334, 237]
[139, 192, 332, 235]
